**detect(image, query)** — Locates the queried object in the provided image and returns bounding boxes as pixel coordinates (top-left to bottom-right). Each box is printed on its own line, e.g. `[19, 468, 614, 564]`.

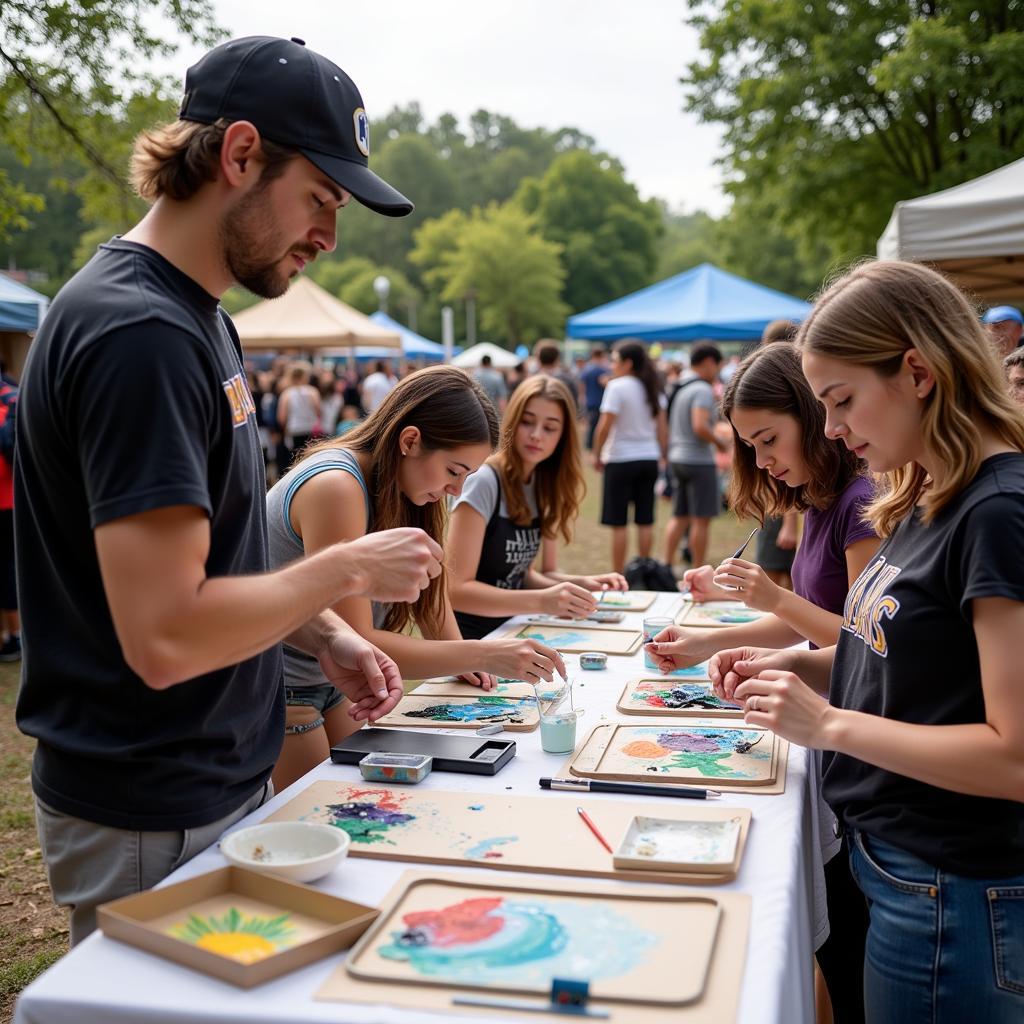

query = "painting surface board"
[512, 623, 642, 655]
[568, 722, 781, 789]
[345, 876, 720, 1005]
[589, 590, 658, 611]
[377, 694, 539, 732]
[410, 679, 535, 699]
[618, 678, 742, 717]
[675, 601, 770, 628]
[266, 782, 751, 885]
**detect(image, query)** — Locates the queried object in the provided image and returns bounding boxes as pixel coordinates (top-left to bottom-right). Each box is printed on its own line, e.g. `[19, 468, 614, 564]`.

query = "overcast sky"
[171, 0, 728, 216]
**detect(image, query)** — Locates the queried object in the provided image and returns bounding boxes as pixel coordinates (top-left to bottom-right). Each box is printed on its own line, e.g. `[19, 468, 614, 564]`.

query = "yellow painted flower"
[169, 908, 296, 964]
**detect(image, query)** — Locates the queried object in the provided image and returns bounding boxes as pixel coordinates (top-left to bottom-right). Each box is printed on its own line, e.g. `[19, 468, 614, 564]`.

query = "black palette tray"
[330, 727, 517, 776]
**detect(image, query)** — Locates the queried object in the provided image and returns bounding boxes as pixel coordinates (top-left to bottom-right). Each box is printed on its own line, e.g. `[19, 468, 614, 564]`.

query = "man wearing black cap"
[15, 37, 436, 943]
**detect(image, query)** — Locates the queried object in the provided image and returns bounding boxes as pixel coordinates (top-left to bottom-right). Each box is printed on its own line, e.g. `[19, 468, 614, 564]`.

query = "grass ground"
[0, 464, 751, 1021]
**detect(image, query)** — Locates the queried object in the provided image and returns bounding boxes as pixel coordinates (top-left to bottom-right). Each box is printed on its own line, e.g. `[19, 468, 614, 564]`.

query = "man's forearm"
[140, 545, 368, 688]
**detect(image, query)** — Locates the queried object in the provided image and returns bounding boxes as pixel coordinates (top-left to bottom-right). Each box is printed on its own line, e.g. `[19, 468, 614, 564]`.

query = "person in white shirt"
[591, 340, 668, 572]
[361, 360, 397, 413]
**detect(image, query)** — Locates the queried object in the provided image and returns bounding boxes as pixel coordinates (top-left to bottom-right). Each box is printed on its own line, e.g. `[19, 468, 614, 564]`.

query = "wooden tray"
[568, 721, 781, 789]
[589, 589, 659, 611]
[97, 866, 376, 988]
[618, 678, 743, 717]
[376, 693, 539, 732]
[266, 781, 751, 885]
[344, 875, 720, 1005]
[510, 622, 643, 655]
[316, 870, 752, 1024]
[675, 601, 771, 628]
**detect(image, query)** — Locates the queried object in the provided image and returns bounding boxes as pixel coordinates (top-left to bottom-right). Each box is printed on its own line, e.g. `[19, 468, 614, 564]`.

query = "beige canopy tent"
[877, 157, 1024, 302]
[231, 277, 401, 350]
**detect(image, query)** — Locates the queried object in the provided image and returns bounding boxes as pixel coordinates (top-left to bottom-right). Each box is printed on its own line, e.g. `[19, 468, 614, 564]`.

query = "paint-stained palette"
[512, 623, 643, 655]
[266, 782, 752, 885]
[568, 722, 782, 790]
[376, 694, 539, 732]
[618, 678, 743, 717]
[345, 876, 721, 1005]
[675, 601, 770, 628]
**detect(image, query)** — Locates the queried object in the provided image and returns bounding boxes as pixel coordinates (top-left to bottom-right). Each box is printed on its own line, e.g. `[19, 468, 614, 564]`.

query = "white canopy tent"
[451, 341, 519, 369]
[231, 277, 401, 350]
[877, 157, 1024, 302]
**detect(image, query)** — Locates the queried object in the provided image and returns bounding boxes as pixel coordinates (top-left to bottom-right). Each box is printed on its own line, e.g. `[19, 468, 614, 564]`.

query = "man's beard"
[219, 184, 315, 299]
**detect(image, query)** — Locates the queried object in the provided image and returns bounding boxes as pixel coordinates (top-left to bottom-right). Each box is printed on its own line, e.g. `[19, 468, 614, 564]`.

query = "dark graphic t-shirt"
[824, 453, 1024, 877]
[452, 464, 541, 639]
[15, 239, 284, 831]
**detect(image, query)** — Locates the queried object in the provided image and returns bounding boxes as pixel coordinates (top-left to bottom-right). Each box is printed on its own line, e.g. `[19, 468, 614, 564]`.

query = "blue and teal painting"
[377, 896, 655, 986]
[403, 696, 534, 724]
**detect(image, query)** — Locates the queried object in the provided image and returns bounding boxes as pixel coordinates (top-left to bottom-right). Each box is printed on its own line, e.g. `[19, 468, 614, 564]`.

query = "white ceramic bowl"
[220, 822, 350, 883]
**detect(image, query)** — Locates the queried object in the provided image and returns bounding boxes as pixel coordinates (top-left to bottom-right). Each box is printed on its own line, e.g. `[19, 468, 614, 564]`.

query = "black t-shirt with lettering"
[824, 453, 1024, 877]
[15, 239, 284, 831]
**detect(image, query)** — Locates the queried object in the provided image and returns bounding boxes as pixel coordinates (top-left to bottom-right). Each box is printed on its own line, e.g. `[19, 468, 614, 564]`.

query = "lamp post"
[373, 274, 390, 315]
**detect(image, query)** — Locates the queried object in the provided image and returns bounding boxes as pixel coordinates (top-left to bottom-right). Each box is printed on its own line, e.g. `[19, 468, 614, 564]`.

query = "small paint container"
[579, 652, 607, 671]
[358, 752, 432, 784]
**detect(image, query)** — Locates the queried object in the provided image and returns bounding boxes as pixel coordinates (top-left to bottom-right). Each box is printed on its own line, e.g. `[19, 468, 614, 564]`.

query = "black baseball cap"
[179, 36, 413, 217]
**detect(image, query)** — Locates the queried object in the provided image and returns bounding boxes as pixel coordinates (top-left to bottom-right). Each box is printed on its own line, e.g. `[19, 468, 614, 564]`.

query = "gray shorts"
[670, 462, 719, 518]
[34, 781, 272, 945]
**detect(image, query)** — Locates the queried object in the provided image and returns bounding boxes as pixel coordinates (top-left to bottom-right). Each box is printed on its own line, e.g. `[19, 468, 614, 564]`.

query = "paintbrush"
[730, 527, 759, 560]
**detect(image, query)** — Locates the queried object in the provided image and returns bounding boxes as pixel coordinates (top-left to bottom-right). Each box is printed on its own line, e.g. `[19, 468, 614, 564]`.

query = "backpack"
[623, 556, 679, 592]
[0, 384, 16, 469]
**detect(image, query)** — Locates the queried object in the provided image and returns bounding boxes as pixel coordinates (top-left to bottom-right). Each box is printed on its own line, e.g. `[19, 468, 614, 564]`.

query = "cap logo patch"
[353, 107, 370, 157]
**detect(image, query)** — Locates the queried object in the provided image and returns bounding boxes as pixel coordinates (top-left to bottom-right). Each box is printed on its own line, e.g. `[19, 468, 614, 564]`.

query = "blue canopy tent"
[0, 272, 47, 332]
[565, 263, 811, 342]
[368, 311, 456, 360]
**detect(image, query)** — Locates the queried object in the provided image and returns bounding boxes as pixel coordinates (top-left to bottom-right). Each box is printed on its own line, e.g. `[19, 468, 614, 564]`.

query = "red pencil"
[576, 806, 613, 854]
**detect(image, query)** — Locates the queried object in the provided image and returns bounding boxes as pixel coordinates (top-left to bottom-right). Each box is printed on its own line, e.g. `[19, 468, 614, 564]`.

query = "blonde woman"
[713, 260, 1024, 1023]
[449, 375, 626, 640]
[266, 366, 566, 789]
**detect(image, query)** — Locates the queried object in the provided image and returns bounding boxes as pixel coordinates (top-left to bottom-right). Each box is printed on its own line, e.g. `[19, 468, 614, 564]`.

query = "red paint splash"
[342, 786, 409, 813]
[402, 898, 504, 946]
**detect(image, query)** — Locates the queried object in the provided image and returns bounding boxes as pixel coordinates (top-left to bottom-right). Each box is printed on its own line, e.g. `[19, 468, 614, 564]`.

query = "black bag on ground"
[623, 556, 679, 592]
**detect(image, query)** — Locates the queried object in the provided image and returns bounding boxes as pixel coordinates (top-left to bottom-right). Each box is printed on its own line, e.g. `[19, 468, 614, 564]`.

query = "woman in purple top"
[646, 341, 879, 1024]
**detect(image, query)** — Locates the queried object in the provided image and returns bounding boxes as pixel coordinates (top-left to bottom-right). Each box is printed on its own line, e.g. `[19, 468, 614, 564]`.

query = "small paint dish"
[579, 652, 607, 670]
[358, 751, 433, 784]
[613, 815, 743, 874]
[220, 822, 349, 883]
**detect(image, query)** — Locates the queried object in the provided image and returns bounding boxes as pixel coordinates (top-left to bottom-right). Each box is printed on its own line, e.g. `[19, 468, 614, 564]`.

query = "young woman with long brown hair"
[266, 366, 566, 789]
[449, 375, 626, 640]
[714, 260, 1024, 1023]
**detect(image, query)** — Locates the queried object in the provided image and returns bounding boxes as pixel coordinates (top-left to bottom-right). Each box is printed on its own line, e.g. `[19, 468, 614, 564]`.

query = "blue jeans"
[848, 829, 1024, 1023]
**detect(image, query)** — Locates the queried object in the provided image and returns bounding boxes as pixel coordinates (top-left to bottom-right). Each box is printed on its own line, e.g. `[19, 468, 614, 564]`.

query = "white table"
[15, 593, 816, 1024]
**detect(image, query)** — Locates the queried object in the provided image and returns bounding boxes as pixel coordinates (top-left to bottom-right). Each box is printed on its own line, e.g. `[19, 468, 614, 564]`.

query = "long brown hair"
[796, 259, 1024, 536]
[492, 375, 584, 544]
[302, 366, 499, 635]
[722, 343, 863, 521]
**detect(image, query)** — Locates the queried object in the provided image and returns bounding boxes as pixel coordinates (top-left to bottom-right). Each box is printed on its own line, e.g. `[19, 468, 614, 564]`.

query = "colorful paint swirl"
[322, 788, 417, 845]
[403, 696, 533, 724]
[621, 727, 769, 779]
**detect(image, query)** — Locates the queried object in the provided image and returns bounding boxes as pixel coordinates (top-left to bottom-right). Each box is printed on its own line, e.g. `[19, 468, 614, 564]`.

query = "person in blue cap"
[982, 305, 1023, 359]
[14, 36, 441, 943]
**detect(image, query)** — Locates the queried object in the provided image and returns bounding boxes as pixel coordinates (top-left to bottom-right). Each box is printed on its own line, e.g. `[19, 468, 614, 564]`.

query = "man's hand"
[343, 528, 444, 603]
[644, 625, 714, 673]
[316, 630, 403, 722]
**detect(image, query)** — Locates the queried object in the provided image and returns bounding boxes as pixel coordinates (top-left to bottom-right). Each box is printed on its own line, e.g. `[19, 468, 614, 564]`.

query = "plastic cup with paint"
[533, 678, 582, 754]
[642, 615, 674, 670]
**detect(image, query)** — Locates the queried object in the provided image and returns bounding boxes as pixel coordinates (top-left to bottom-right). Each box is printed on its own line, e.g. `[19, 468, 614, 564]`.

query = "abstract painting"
[376, 694, 539, 732]
[346, 878, 721, 1005]
[589, 590, 657, 611]
[570, 724, 778, 786]
[618, 678, 743, 717]
[514, 623, 642, 655]
[676, 602, 769, 628]
[267, 782, 752, 883]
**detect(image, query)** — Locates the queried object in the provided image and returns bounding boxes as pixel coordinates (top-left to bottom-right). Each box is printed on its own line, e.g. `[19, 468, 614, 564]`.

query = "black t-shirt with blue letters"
[824, 453, 1024, 877]
[15, 240, 284, 831]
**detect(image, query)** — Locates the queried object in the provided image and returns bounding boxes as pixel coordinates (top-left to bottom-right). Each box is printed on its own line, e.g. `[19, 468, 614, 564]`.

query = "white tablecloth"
[15, 594, 816, 1024]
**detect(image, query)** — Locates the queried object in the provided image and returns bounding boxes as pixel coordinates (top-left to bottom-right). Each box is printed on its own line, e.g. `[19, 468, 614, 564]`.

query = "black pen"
[539, 777, 719, 800]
